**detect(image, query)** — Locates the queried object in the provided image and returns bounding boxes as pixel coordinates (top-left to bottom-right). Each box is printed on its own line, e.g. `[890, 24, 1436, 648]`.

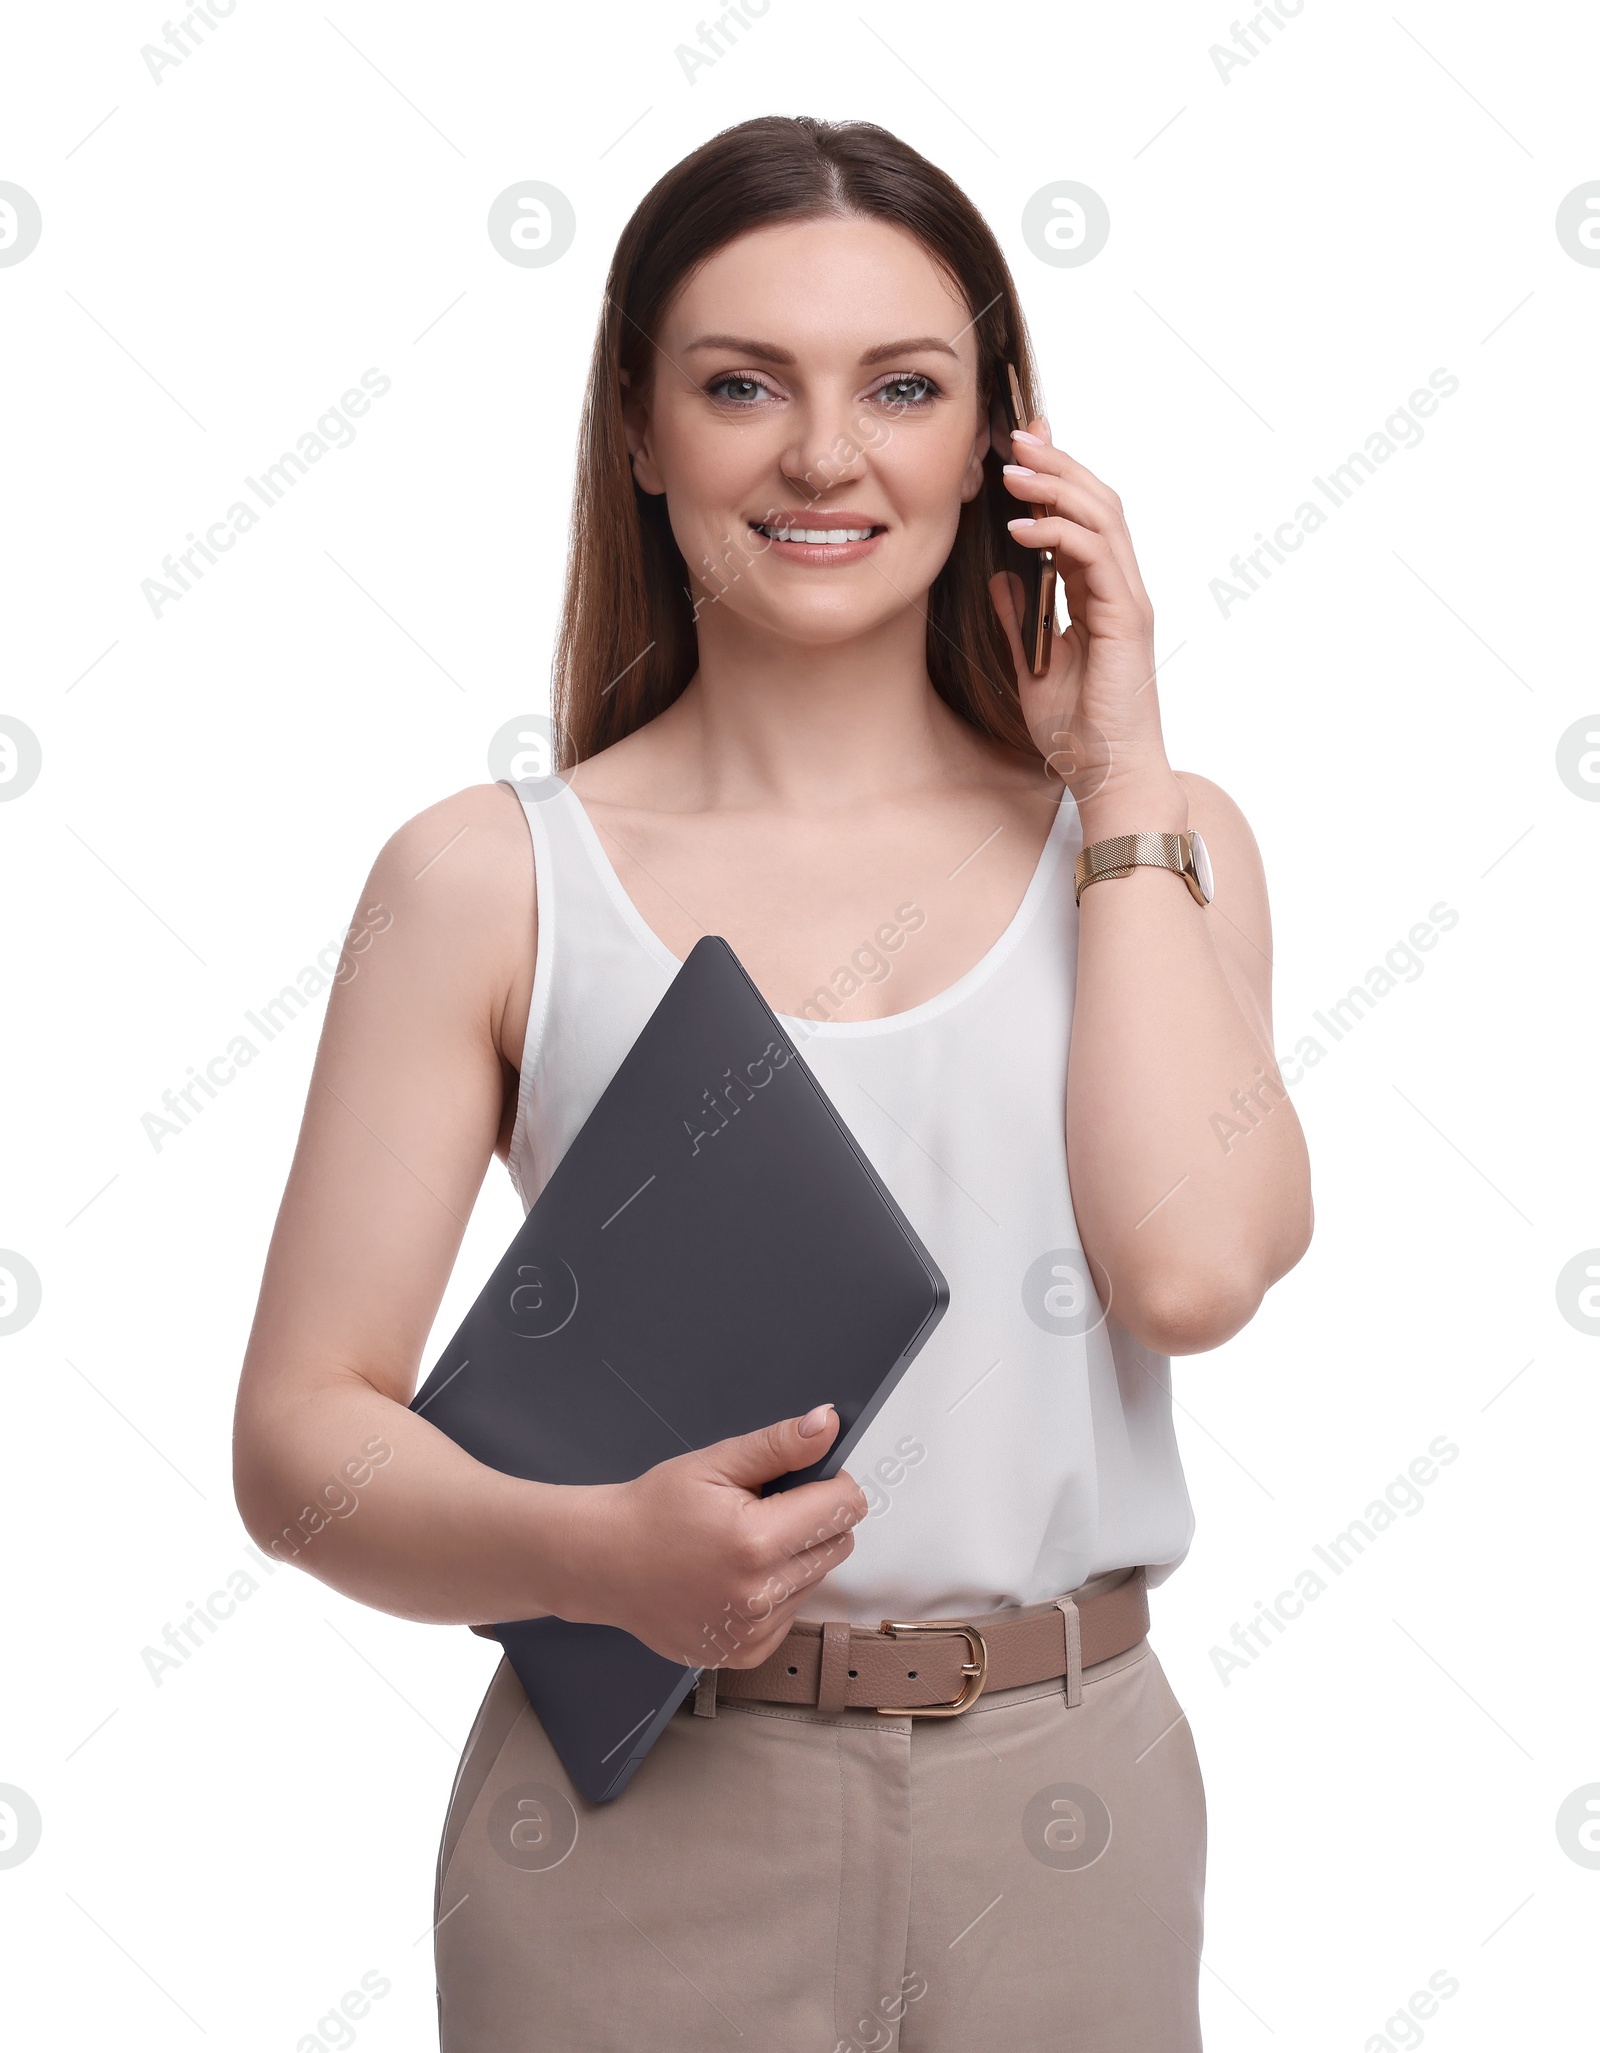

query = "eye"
[705, 373, 776, 407]
[872, 372, 941, 411]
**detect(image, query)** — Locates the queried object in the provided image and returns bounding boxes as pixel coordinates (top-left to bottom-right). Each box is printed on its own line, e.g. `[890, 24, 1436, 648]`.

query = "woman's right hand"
[558, 1403, 870, 1670]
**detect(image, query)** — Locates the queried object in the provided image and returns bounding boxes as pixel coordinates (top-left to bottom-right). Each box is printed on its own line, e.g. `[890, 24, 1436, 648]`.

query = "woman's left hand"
[989, 416, 1173, 803]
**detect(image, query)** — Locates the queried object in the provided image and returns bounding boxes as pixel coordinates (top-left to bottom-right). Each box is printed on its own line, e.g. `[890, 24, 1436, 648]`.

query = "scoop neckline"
[549, 776, 1078, 1040]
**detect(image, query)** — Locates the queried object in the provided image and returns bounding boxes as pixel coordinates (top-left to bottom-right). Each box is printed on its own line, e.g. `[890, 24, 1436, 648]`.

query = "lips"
[748, 512, 887, 565]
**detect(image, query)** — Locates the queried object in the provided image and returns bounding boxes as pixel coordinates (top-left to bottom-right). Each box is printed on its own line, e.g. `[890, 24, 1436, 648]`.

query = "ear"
[619, 367, 666, 497]
[959, 390, 995, 505]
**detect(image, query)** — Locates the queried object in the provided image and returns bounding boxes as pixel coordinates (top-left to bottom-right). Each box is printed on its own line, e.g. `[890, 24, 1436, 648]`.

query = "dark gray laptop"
[409, 935, 949, 1803]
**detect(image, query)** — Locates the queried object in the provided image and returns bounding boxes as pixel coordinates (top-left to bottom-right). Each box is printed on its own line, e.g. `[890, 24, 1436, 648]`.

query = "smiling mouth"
[749, 520, 886, 545]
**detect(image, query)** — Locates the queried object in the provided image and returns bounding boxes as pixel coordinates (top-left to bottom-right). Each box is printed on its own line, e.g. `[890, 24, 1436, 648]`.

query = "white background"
[3, 1, 1597, 2046]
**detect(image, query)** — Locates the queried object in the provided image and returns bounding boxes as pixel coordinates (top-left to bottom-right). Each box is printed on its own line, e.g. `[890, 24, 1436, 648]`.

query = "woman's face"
[624, 215, 991, 649]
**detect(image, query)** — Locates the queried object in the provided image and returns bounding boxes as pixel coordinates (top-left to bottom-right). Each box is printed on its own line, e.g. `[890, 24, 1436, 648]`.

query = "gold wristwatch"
[1074, 830, 1214, 907]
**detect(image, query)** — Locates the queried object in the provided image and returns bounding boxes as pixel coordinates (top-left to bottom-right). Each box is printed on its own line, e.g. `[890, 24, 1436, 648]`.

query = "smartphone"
[994, 361, 1056, 677]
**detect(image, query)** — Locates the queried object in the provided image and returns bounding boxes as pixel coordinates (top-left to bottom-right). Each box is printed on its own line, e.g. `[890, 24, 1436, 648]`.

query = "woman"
[233, 115, 1312, 2051]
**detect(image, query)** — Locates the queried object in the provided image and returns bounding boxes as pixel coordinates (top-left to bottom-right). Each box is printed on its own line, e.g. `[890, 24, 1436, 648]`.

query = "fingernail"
[798, 1403, 835, 1438]
[1002, 463, 1037, 477]
[1012, 428, 1044, 446]
[1007, 517, 1037, 529]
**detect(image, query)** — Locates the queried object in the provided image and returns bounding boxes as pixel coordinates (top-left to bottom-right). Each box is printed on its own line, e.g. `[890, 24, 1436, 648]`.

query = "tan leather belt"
[709, 1566, 1149, 1717]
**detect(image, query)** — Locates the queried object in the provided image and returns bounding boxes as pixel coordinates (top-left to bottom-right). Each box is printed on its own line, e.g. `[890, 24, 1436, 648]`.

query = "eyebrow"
[681, 332, 961, 366]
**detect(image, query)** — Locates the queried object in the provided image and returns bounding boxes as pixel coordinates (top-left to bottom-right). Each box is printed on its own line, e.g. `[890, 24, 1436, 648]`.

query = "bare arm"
[232, 782, 574, 1624]
[991, 414, 1312, 1354]
[1065, 766, 1313, 1355]
[231, 781, 864, 1666]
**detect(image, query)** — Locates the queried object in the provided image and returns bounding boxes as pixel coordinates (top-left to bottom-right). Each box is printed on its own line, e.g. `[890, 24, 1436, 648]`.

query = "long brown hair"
[552, 115, 1045, 767]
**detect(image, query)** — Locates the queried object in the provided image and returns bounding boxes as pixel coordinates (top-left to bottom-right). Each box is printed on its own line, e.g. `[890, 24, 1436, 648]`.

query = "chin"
[746, 593, 906, 647]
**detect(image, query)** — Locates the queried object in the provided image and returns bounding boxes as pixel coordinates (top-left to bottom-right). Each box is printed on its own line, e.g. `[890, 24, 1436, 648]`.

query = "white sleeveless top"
[503, 776, 1195, 1625]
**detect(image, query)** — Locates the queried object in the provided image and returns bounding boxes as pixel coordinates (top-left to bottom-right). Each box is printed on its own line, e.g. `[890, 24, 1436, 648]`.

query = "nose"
[778, 387, 872, 504]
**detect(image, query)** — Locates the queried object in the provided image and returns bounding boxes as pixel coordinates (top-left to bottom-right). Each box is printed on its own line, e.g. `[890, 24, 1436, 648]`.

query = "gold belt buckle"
[874, 1618, 990, 1716]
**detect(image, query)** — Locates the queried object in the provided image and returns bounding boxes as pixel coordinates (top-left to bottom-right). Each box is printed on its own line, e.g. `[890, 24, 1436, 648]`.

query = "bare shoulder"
[1173, 769, 1276, 1049]
[356, 780, 535, 1063]
[374, 779, 531, 894]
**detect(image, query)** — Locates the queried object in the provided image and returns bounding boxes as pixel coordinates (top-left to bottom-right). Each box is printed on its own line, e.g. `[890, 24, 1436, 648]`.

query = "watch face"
[1190, 831, 1214, 903]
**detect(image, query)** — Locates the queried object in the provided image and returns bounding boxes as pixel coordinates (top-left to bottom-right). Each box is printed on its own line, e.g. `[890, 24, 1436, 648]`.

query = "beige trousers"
[433, 1596, 1207, 2051]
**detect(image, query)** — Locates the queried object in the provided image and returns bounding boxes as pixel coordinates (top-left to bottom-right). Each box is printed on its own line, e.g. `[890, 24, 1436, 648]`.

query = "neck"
[659, 596, 977, 813]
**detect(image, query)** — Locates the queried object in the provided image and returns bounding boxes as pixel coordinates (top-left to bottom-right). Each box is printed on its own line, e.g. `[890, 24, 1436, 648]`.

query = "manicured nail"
[1002, 463, 1037, 477]
[1012, 428, 1044, 446]
[1007, 517, 1038, 529]
[798, 1403, 835, 1438]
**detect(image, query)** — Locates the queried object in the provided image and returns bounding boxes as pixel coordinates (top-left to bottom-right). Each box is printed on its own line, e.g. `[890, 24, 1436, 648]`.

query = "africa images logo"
[683, 1040, 793, 1155]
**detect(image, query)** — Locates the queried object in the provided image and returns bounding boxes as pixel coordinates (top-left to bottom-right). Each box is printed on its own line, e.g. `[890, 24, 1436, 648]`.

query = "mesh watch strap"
[1074, 831, 1190, 905]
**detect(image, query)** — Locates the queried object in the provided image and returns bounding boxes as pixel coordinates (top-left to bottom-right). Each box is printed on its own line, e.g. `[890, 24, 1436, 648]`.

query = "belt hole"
[848, 1668, 857, 1678]
[786, 1665, 797, 1675]
[907, 1669, 917, 1678]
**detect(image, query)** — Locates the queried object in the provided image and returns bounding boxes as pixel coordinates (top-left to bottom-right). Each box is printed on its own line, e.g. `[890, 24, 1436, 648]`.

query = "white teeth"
[757, 524, 877, 544]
